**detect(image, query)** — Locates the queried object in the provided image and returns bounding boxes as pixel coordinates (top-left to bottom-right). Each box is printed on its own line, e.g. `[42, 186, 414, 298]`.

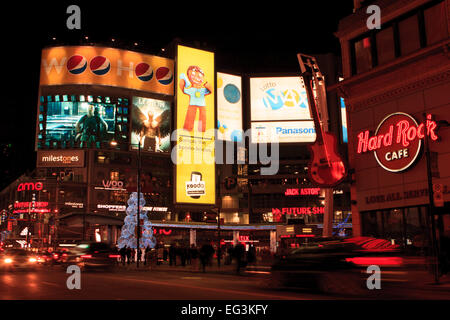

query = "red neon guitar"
[297, 53, 347, 187]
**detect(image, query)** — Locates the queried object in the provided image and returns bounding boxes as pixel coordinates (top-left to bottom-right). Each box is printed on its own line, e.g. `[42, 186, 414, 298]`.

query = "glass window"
[79, 95, 85, 102]
[63, 95, 68, 102]
[354, 37, 373, 74]
[398, 14, 421, 55]
[54, 95, 60, 102]
[424, 2, 447, 45]
[376, 27, 395, 64]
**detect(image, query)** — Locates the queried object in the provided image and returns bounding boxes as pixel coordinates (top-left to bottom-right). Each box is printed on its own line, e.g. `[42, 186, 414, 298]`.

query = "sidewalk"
[115, 261, 272, 276]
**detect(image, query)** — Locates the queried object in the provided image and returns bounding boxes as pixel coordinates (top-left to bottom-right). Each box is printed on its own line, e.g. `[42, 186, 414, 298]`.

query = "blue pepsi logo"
[89, 56, 110, 75]
[67, 55, 87, 74]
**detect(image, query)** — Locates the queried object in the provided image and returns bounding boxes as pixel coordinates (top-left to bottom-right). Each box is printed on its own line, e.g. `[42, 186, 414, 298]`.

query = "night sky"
[0, 1, 354, 189]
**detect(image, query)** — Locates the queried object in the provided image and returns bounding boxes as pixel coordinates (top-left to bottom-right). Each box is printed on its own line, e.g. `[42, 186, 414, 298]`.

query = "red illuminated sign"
[357, 113, 439, 172]
[272, 207, 324, 216]
[239, 235, 250, 242]
[153, 228, 172, 235]
[285, 188, 321, 196]
[17, 182, 44, 192]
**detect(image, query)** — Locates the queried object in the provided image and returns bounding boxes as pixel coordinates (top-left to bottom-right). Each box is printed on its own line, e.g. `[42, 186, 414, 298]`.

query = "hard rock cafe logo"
[357, 113, 439, 172]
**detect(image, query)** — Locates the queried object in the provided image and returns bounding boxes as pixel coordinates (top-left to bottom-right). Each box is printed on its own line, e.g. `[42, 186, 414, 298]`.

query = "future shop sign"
[357, 113, 439, 173]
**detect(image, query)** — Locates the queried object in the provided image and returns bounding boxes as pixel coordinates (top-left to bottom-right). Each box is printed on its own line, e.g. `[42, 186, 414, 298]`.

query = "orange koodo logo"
[356, 113, 438, 172]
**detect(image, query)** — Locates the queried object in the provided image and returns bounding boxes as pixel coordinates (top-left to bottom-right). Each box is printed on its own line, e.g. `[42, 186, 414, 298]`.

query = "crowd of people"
[117, 242, 271, 274]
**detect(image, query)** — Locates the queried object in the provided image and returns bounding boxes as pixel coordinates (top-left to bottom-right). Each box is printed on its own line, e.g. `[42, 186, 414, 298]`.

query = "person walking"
[119, 247, 127, 266]
[233, 243, 246, 275]
[189, 244, 198, 270]
[126, 247, 132, 265]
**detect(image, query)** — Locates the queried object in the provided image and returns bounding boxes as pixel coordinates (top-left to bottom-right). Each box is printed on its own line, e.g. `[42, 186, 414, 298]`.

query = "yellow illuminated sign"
[40, 46, 174, 95]
[175, 45, 215, 205]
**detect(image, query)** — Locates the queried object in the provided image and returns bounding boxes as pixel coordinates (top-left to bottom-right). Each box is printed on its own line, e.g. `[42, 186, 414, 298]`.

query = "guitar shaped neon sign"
[297, 53, 347, 187]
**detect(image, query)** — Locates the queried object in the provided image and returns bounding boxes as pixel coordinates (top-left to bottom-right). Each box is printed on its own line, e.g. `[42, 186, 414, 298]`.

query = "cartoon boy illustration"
[179, 65, 212, 132]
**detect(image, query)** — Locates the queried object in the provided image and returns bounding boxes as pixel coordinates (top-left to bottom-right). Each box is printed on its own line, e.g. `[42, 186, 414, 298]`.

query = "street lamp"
[136, 134, 142, 268]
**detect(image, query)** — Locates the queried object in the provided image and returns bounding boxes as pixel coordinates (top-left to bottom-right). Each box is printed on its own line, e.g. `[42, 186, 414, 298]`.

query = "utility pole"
[136, 134, 142, 268]
[423, 113, 440, 284]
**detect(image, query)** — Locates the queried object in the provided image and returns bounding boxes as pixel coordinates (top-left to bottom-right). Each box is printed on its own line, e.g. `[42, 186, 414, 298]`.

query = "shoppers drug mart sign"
[356, 113, 438, 172]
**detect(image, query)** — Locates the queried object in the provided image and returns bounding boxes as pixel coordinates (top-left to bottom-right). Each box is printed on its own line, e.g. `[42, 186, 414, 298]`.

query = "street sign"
[433, 183, 444, 207]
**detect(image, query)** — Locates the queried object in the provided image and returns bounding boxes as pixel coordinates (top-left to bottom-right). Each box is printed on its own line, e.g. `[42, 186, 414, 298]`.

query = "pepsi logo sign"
[156, 67, 173, 85]
[135, 63, 154, 81]
[67, 55, 87, 74]
[89, 56, 110, 75]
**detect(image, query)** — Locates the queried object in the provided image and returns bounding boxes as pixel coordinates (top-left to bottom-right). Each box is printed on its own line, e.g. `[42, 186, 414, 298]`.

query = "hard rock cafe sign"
[357, 113, 439, 173]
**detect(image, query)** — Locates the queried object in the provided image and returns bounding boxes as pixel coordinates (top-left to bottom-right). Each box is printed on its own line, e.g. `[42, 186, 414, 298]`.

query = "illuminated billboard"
[131, 97, 171, 152]
[40, 46, 174, 95]
[175, 45, 215, 205]
[217, 72, 243, 142]
[42, 99, 125, 149]
[250, 76, 315, 143]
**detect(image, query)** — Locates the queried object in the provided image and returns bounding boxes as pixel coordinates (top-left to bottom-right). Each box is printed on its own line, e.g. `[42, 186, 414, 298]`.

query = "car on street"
[0, 249, 40, 271]
[270, 237, 407, 295]
[61, 242, 120, 271]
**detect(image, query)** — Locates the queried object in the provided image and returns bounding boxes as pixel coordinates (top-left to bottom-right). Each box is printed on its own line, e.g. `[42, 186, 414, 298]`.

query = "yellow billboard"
[175, 45, 215, 205]
[40, 46, 174, 95]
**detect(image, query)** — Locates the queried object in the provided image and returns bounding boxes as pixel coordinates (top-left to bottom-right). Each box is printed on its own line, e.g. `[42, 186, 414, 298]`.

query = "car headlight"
[29, 257, 37, 263]
[4, 258, 13, 264]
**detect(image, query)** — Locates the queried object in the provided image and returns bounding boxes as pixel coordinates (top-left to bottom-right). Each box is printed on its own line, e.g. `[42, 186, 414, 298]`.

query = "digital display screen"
[131, 97, 171, 152]
[44, 101, 119, 148]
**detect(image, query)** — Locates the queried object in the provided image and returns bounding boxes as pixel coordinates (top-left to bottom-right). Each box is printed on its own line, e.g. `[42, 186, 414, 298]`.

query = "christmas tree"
[118, 192, 156, 249]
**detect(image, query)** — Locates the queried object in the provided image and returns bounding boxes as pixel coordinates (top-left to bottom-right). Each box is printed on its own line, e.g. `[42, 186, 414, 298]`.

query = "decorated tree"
[118, 192, 156, 249]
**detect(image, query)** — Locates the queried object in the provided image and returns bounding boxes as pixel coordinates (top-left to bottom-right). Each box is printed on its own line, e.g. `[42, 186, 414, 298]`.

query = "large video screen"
[250, 76, 316, 143]
[45, 101, 118, 148]
[131, 97, 171, 152]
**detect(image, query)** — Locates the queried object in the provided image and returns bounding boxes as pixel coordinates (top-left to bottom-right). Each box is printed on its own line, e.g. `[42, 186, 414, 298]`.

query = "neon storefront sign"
[285, 188, 321, 196]
[17, 182, 44, 192]
[357, 113, 439, 172]
[272, 207, 325, 215]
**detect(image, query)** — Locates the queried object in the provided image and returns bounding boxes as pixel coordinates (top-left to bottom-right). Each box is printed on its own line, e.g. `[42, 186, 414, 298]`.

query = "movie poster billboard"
[217, 72, 243, 142]
[44, 100, 118, 148]
[131, 97, 171, 152]
[175, 45, 215, 205]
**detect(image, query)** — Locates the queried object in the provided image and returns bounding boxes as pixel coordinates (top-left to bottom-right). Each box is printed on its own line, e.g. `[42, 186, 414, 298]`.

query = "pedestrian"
[233, 243, 246, 274]
[247, 245, 256, 265]
[180, 245, 187, 267]
[199, 244, 209, 272]
[126, 247, 132, 265]
[169, 244, 176, 266]
[143, 247, 150, 266]
[119, 246, 127, 266]
[137, 248, 142, 264]
[189, 244, 198, 270]
[163, 247, 168, 262]
[157, 245, 164, 265]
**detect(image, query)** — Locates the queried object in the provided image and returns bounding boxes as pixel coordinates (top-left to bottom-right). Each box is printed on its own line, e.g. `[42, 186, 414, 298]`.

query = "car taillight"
[345, 257, 403, 266]
[62, 253, 67, 257]
[53, 254, 59, 259]
[109, 254, 120, 258]
[80, 255, 92, 259]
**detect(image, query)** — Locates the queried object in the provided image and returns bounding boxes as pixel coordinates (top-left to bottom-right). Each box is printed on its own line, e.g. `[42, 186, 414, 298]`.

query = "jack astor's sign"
[357, 113, 438, 172]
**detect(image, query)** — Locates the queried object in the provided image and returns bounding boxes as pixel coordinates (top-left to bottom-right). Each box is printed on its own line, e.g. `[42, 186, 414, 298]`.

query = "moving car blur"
[60, 242, 119, 271]
[0, 248, 40, 271]
[270, 236, 418, 295]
